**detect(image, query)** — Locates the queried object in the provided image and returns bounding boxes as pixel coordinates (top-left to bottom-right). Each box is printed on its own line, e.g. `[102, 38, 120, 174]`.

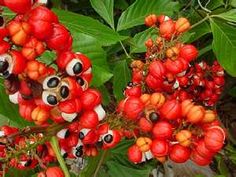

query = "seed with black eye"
[47, 95, 57, 105]
[62, 152, 68, 158]
[75, 149, 83, 157]
[127, 82, 133, 87]
[79, 132, 85, 140]
[60, 85, 69, 99]
[73, 62, 83, 75]
[149, 112, 159, 123]
[2, 70, 10, 79]
[24, 159, 32, 167]
[0, 60, 9, 73]
[76, 77, 84, 86]
[104, 134, 113, 143]
[47, 77, 60, 88]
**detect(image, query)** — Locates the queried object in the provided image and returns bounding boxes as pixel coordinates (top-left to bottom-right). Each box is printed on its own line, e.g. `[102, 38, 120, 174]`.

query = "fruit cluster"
[0, 0, 122, 175]
[118, 15, 226, 166]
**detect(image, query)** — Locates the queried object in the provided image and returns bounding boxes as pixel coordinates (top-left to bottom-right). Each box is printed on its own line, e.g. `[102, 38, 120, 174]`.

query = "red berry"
[128, 145, 142, 163]
[151, 139, 169, 157]
[160, 99, 181, 120]
[179, 45, 198, 62]
[152, 121, 173, 140]
[123, 97, 144, 120]
[169, 144, 191, 163]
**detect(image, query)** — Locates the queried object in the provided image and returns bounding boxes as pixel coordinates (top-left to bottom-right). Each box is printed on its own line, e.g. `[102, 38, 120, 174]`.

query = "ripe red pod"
[4, 0, 33, 14]
[44, 166, 64, 177]
[186, 105, 205, 123]
[80, 89, 102, 110]
[0, 40, 10, 54]
[191, 150, 212, 166]
[128, 145, 142, 163]
[152, 121, 173, 140]
[160, 99, 181, 120]
[151, 139, 169, 157]
[46, 23, 72, 52]
[132, 70, 143, 83]
[123, 97, 144, 120]
[0, 28, 8, 40]
[138, 117, 153, 132]
[0, 125, 18, 136]
[61, 77, 83, 99]
[124, 84, 142, 97]
[22, 37, 45, 60]
[204, 126, 225, 152]
[100, 129, 121, 149]
[159, 20, 175, 40]
[145, 14, 158, 27]
[79, 128, 99, 145]
[195, 140, 215, 159]
[149, 60, 166, 78]
[175, 130, 192, 147]
[79, 110, 99, 129]
[28, 6, 58, 40]
[85, 146, 98, 157]
[179, 45, 198, 62]
[165, 58, 187, 75]
[145, 38, 153, 48]
[19, 101, 36, 121]
[169, 144, 191, 163]
[56, 51, 91, 77]
[145, 74, 163, 91]
[175, 17, 190, 34]
[58, 98, 82, 114]
[7, 20, 31, 46]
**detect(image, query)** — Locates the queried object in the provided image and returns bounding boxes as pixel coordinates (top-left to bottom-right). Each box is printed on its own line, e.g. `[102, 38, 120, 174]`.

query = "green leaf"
[214, 9, 236, 23]
[229, 86, 236, 97]
[6, 168, 36, 177]
[98, 85, 111, 106]
[90, 0, 115, 29]
[130, 28, 157, 53]
[113, 60, 131, 101]
[0, 85, 33, 128]
[198, 44, 212, 57]
[79, 151, 106, 177]
[231, 0, 236, 7]
[106, 160, 151, 177]
[114, 0, 129, 10]
[117, 0, 180, 31]
[206, 0, 224, 10]
[91, 65, 113, 87]
[53, 9, 127, 46]
[210, 18, 236, 76]
[217, 157, 229, 176]
[183, 12, 211, 43]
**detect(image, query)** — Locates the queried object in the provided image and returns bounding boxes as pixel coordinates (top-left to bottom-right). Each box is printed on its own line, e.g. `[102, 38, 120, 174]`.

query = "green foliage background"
[1, 0, 236, 176]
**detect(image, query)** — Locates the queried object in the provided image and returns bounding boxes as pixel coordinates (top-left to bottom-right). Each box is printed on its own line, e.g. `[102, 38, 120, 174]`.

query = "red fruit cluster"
[0, 1, 122, 172]
[119, 15, 226, 166]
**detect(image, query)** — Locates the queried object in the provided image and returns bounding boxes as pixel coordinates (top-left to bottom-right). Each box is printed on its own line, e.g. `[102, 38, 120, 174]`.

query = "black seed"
[127, 82, 133, 87]
[75, 149, 83, 157]
[2, 71, 10, 79]
[0, 60, 9, 73]
[24, 159, 32, 167]
[60, 85, 69, 99]
[47, 77, 60, 88]
[79, 132, 85, 140]
[149, 112, 159, 123]
[104, 134, 113, 143]
[76, 77, 84, 86]
[73, 62, 83, 75]
[76, 145, 83, 151]
[62, 152, 68, 158]
[65, 130, 70, 138]
[47, 95, 57, 105]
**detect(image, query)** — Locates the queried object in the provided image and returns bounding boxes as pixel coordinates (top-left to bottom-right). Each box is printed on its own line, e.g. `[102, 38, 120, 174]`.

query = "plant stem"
[191, 15, 210, 29]
[93, 150, 108, 177]
[119, 41, 131, 59]
[197, 0, 212, 13]
[50, 136, 70, 177]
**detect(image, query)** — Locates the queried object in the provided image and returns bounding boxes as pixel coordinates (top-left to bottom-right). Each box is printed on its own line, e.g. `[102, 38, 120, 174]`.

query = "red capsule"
[160, 99, 181, 120]
[151, 139, 169, 157]
[169, 144, 191, 163]
[152, 121, 173, 140]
